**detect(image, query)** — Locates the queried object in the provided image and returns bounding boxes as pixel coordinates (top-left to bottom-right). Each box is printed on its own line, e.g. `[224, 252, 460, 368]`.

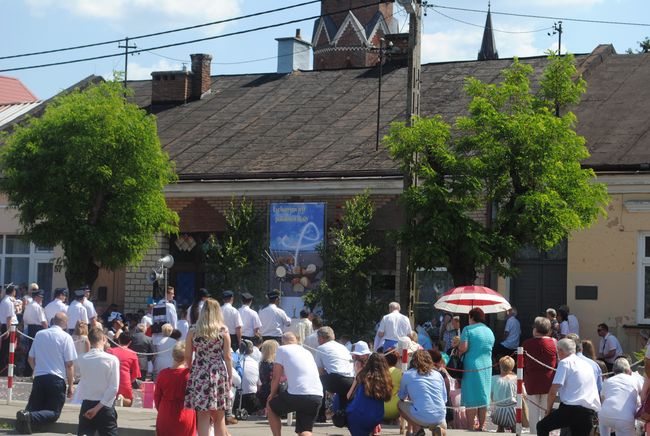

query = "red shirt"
[522, 336, 557, 395]
[107, 346, 141, 399]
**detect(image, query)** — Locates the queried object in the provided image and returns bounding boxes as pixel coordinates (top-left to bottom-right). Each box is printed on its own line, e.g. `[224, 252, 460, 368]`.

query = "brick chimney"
[190, 53, 212, 100]
[151, 53, 212, 105]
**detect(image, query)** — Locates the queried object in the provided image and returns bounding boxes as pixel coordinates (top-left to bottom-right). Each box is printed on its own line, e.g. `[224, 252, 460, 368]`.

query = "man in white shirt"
[315, 326, 355, 410]
[537, 338, 600, 436]
[566, 333, 603, 393]
[377, 302, 412, 350]
[238, 292, 262, 341]
[221, 290, 243, 352]
[15, 312, 76, 434]
[303, 316, 323, 360]
[82, 286, 97, 327]
[597, 323, 624, 372]
[598, 358, 641, 436]
[497, 307, 521, 359]
[153, 289, 177, 333]
[259, 290, 291, 343]
[267, 332, 323, 436]
[22, 289, 49, 377]
[67, 289, 89, 334]
[44, 289, 68, 326]
[294, 308, 313, 344]
[76, 326, 120, 436]
[0, 284, 18, 375]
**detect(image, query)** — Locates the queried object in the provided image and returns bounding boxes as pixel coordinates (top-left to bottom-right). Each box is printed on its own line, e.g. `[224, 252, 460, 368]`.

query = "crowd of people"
[1, 281, 649, 436]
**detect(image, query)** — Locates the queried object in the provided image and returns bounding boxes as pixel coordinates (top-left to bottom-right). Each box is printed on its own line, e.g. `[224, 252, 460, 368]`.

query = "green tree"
[386, 53, 609, 286]
[0, 80, 179, 289]
[304, 193, 381, 336]
[202, 198, 265, 296]
[626, 37, 650, 54]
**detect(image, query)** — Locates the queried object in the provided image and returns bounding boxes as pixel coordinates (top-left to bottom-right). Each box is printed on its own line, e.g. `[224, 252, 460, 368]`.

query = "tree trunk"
[64, 255, 99, 291]
[450, 265, 477, 287]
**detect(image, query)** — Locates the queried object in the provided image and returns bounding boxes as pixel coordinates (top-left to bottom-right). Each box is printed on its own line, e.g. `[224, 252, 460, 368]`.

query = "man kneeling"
[267, 332, 323, 436]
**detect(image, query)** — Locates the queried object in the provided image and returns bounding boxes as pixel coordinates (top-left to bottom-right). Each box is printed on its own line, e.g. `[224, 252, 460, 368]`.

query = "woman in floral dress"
[184, 298, 233, 436]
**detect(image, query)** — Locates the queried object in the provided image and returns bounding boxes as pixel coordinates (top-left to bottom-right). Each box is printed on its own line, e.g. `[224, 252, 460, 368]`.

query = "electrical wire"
[430, 8, 552, 34]
[0, 0, 321, 61]
[426, 3, 650, 27]
[0, 1, 389, 73]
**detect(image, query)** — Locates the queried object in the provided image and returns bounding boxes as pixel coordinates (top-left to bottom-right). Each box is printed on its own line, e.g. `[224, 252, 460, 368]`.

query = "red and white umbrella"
[434, 285, 511, 314]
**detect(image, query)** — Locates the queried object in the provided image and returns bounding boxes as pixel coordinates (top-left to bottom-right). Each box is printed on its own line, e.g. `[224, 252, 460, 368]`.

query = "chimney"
[276, 29, 311, 73]
[190, 53, 212, 100]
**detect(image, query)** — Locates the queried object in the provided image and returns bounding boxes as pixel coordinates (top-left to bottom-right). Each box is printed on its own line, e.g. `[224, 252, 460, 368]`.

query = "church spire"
[478, 2, 498, 61]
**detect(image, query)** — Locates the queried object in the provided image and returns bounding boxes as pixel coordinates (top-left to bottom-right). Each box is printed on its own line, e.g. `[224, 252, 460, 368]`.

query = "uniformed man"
[22, 289, 48, 377]
[44, 289, 68, 326]
[0, 284, 18, 375]
[259, 290, 291, 343]
[221, 290, 242, 352]
[238, 292, 261, 342]
[67, 289, 89, 335]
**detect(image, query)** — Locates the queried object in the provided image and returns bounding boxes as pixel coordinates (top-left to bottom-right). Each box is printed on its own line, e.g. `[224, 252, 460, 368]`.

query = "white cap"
[351, 341, 372, 356]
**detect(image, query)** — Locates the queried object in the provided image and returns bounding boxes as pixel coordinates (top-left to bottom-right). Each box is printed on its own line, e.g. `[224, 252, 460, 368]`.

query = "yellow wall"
[568, 186, 650, 355]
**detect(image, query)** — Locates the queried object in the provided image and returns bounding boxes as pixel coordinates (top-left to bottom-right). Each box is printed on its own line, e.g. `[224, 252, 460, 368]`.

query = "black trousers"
[78, 400, 118, 436]
[23, 325, 44, 377]
[262, 336, 282, 345]
[537, 403, 596, 436]
[0, 324, 8, 376]
[26, 374, 67, 427]
[320, 373, 354, 410]
[230, 334, 240, 352]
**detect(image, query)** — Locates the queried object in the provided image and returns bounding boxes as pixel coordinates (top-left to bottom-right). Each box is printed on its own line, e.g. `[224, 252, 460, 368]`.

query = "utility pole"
[118, 37, 137, 89]
[549, 21, 563, 116]
[397, 0, 422, 321]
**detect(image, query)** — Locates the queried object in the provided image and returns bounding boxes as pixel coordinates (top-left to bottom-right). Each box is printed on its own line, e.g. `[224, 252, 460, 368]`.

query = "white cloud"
[26, 0, 241, 29]
[103, 59, 180, 81]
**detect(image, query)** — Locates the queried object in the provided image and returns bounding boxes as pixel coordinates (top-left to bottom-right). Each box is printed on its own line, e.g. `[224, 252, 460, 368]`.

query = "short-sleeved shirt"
[501, 316, 521, 350]
[107, 346, 141, 399]
[600, 373, 641, 421]
[378, 310, 412, 342]
[238, 305, 262, 337]
[259, 304, 291, 337]
[552, 353, 600, 411]
[0, 295, 17, 325]
[314, 340, 354, 377]
[29, 325, 77, 380]
[275, 343, 323, 396]
[567, 314, 580, 336]
[221, 303, 243, 333]
[83, 298, 97, 320]
[522, 336, 557, 395]
[241, 355, 260, 394]
[398, 369, 447, 425]
[599, 333, 623, 364]
[67, 300, 88, 330]
[23, 300, 47, 326]
[577, 352, 603, 393]
[44, 299, 68, 325]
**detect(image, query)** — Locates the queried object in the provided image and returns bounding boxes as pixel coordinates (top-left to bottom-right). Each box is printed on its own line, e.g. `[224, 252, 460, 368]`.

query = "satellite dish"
[157, 255, 174, 269]
[147, 269, 164, 284]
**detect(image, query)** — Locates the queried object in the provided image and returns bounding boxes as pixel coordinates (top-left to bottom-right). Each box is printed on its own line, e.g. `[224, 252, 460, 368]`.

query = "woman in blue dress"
[459, 307, 495, 431]
[346, 353, 393, 436]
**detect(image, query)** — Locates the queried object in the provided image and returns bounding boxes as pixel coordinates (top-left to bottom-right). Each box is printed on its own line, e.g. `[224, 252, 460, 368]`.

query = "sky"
[2, 0, 649, 100]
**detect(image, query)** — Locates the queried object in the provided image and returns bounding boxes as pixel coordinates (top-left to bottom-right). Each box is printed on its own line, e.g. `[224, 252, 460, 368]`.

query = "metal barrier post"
[516, 346, 524, 436]
[7, 324, 16, 404]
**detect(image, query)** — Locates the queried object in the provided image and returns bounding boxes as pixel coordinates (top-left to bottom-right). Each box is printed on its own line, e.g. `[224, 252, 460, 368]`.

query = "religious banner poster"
[269, 202, 325, 317]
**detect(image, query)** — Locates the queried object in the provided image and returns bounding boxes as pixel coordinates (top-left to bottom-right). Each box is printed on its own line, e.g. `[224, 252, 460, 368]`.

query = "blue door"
[176, 272, 196, 308]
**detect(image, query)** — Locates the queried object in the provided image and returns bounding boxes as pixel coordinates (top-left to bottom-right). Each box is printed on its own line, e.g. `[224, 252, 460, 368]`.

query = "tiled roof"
[0, 76, 37, 104]
[0, 101, 43, 128]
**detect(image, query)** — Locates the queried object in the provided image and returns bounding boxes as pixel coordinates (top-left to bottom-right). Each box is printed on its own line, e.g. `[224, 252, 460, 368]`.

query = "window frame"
[0, 235, 54, 287]
[636, 232, 650, 324]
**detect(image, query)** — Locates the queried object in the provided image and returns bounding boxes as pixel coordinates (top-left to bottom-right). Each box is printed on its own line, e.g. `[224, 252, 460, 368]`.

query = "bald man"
[267, 332, 323, 436]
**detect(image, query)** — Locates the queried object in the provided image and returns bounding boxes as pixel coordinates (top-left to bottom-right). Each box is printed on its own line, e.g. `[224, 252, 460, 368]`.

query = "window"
[637, 234, 650, 324]
[0, 236, 54, 288]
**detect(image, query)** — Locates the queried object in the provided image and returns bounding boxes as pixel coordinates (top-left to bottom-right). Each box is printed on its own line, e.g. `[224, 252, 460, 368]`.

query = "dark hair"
[300, 308, 310, 319]
[356, 353, 392, 402]
[311, 316, 323, 330]
[384, 350, 399, 367]
[598, 323, 609, 332]
[557, 309, 568, 322]
[118, 332, 132, 345]
[409, 349, 435, 375]
[190, 291, 204, 325]
[251, 334, 263, 346]
[88, 327, 105, 346]
[468, 307, 486, 323]
[170, 329, 182, 340]
[428, 349, 443, 364]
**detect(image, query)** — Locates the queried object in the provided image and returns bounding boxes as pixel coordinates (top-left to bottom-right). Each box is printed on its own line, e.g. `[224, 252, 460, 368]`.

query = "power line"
[426, 3, 650, 27]
[0, 1, 388, 73]
[429, 8, 552, 34]
[0, 0, 321, 61]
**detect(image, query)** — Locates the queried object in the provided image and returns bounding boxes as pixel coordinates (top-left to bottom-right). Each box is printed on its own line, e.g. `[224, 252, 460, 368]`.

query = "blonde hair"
[74, 320, 89, 337]
[194, 299, 224, 339]
[499, 356, 515, 373]
[161, 323, 173, 337]
[172, 341, 186, 363]
[261, 339, 279, 362]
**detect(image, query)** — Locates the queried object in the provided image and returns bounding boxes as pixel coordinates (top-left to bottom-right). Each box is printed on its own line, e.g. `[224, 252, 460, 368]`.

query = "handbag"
[447, 350, 464, 380]
[332, 409, 347, 428]
[635, 389, 650, 422]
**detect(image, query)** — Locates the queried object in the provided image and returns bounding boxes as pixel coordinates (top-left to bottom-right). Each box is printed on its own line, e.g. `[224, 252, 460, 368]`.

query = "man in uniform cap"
[221, 290, 243, 352]
[45, 289, 68, 327]
[238, 292, 262, 342]
[259, 290, 291, 343]
[22, 289, 48, 377]
[0, 284, 18, 375]
[82, 285, 97, 327]
[67, 289, 89, 334]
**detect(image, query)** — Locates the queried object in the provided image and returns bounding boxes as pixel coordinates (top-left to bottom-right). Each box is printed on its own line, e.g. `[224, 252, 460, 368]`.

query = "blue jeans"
[26, 374, 67, 426]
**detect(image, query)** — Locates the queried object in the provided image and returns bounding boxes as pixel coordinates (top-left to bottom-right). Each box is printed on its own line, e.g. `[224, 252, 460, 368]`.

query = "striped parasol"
[434, 285, 511, 314]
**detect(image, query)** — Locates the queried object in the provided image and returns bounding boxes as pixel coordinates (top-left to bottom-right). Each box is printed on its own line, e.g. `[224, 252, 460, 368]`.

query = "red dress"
[106, 346, 141, 400]
[155, 367, 196, 436]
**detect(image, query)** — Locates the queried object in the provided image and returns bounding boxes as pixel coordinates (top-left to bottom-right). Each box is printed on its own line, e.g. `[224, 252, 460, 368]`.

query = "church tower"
[312, 0, 398, 69]
[478, 3, 499, 61]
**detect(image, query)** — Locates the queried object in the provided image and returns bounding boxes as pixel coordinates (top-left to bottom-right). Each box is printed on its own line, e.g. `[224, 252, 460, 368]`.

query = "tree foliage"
[626, 37, 650, 54]
[203, 198, 265, 297]
[385, 53, 609, 286]
[0, 80, 179, 289]
[304, 193, 381, 337]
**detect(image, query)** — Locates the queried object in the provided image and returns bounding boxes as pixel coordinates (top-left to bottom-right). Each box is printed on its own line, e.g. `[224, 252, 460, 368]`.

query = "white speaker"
[147, 269, 164, 284]
[157, 254, 174, 269]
